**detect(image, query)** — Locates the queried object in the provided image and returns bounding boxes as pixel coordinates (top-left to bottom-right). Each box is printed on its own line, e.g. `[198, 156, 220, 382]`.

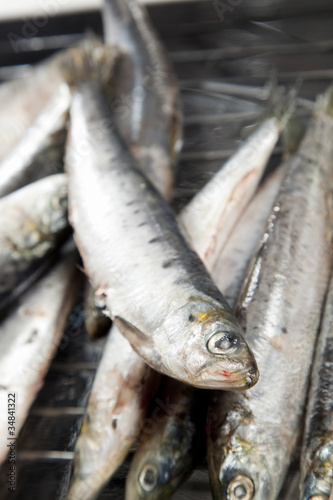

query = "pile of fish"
[0, 0, 333, 499]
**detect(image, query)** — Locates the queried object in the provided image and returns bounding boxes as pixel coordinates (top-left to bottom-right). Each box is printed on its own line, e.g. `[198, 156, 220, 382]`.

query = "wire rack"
[0, 1, 333, 498]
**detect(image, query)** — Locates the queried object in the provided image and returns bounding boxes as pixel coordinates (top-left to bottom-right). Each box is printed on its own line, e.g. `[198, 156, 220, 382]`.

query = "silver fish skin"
[67, 326, 160, 500]
[0, 174, 69, 310]
[0, 83, 70, 198]
[125, 378, 206, 500]
[207, 88, 333, 500]
[65, 84, 258, 390]
[102, 0, 182, 200]
[300, 271, 333, 500]
[215, 165, 285, 310]
[0, 60, 66, 162]
[0, 246, 80, 465]
[179, 95, 293, 274]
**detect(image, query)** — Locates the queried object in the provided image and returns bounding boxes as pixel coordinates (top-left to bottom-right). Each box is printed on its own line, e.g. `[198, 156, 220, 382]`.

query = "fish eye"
[207, 331, 239, 355]
[139, 464, 158, 492]
[227, 475, 254, 500]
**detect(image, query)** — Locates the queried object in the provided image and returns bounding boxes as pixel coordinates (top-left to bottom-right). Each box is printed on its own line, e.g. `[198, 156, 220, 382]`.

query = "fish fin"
[264, 79, 299, 132]
[240, 80, 298, 141]
[316, 84, 333, 118]
[281, 116, 306, 159]
[58, 34, 118, 88]
[114, 316, 153, 349]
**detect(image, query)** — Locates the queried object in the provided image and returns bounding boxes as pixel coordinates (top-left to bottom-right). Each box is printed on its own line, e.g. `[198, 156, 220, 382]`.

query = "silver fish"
[179, 92, 294, 274]
[66, 83, 258, 390]
[0, 245, 80, 465]
[67, 326, 160, 500]
[0, 174, 70, 311]
[300, 270, 333, 500]
[67, 12, 183, 490]
[206, 87, 333, 500]
[102, 0, 182, 200]
[0, 83, 70, 198]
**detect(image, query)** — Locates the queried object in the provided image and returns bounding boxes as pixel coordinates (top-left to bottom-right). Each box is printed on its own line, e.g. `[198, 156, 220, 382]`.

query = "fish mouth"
[191, 357, 259, 390]
[201, 322, 259, 389]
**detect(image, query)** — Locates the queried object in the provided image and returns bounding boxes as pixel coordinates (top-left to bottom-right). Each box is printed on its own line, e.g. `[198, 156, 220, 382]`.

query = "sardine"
[179, 92, 294, 273]
[206, 87, 333, 500]
[0, 83, 70, 198]
[0, 246, 80, 465]
[0, 174, 70, 311]
[65, 15, 183, 492]
[102, 0, 182, 200]
[125, 378, 206, 500]
[300, 271, 333, 499]
[65, 83, 258, 390]
[67, 326, 160, 500]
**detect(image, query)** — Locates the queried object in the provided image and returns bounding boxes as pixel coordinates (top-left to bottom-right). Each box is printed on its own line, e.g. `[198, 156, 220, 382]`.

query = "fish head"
[157, 299, 259, 390]
[211, 420, 283, 500]
[125, 419, 193, 500]
[213, 453, 271, 500]
[116, 298, 258, 390]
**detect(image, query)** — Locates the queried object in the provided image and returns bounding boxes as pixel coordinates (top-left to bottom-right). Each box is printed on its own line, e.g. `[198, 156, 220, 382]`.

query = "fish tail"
[281, 115, 306, 159]
[316, 83, 333, 118]
[59, 33, 118, 89]
[264, 77, 298, 132]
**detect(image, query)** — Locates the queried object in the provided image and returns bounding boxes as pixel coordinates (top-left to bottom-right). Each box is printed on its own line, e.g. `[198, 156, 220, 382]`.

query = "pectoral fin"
[114, 316, 153, 351]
